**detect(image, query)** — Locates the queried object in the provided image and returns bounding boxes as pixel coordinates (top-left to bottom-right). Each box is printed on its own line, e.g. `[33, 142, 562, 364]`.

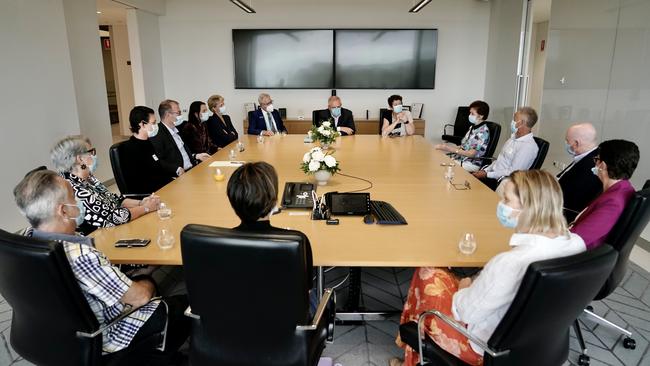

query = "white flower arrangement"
[310, 119, 340, 145]
[300, 147, 341, 174]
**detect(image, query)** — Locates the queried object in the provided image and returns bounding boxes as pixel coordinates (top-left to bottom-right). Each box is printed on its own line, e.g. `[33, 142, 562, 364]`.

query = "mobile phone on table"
[115, 239, 151, 248]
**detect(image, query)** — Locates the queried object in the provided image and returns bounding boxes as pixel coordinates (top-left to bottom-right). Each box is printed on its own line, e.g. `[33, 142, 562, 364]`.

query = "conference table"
[92, 134, 512, 317]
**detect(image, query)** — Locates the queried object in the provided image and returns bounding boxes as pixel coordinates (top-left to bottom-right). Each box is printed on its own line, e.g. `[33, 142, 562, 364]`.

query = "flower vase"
[314, 170, 332, 186]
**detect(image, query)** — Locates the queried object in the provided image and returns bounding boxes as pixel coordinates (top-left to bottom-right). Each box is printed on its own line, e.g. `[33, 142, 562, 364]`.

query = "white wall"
[111, 24, 136, 136]
[528, 21, 549, 113]
[128, 8, 166, 108]
[157, 0, 491, 141]
[62, 0, 114, 181]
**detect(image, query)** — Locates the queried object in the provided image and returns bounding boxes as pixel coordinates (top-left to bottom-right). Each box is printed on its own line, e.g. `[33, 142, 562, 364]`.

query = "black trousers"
[105, 295, 190, 366]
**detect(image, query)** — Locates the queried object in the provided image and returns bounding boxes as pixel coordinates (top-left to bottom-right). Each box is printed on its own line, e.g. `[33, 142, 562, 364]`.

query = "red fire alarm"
[541, 40, 545, 51]
[103, 38, 111, 50]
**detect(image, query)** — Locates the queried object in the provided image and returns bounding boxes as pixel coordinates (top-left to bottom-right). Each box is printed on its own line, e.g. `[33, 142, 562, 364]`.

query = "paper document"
[208, 161, 245, 167]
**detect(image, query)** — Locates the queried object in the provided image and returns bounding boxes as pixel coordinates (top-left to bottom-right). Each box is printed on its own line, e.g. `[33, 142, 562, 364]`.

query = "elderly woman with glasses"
[51, 135, 160, 235]
[570, 139, 640, 249]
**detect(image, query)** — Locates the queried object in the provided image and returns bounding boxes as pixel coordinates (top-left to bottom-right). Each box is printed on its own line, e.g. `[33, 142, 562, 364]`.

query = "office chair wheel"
[578, 354, 590, 366]
[623, 337, 636, 349]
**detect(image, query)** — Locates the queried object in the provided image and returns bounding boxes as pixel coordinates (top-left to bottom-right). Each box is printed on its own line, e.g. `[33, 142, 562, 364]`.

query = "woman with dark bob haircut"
[570, 139, 640, 249]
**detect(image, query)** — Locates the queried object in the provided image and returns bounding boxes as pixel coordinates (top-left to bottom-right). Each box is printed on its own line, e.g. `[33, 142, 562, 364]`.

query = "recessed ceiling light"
[96, 11, 102, 14]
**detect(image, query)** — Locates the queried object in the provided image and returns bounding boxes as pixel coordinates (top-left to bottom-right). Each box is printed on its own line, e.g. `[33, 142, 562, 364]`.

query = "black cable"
[337, 172, 373, 193]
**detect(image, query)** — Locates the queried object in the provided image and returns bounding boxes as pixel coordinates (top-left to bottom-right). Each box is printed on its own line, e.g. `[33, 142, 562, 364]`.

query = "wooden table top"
[92, 135, 512, 267]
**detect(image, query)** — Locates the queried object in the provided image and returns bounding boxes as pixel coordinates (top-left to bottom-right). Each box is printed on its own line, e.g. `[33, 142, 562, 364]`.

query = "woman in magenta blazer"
[570, 139, 640, 249]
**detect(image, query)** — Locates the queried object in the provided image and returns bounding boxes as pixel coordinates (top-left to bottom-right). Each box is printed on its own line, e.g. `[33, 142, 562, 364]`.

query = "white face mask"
[174, 115, 184, 126]
[219, 106, 227, 114]
[147, 123, 159, 138]
[468, 114, 478, 124]
[265, 104, 274, 113]
[200, 112, 210, 122]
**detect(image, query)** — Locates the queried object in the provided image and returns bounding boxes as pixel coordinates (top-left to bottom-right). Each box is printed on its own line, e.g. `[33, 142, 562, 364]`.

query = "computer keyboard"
[370, 200, 407, 225]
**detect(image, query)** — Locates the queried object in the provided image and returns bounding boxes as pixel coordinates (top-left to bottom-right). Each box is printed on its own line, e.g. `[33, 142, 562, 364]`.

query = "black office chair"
[312, 109, 327, 127]
[379, 108, 389, 134]
[530, 137, 550, 170]
[108, 141, 131, 195]
[483, 122, 502, 158]
[0, 229, 163, 366]
[180, 224, 336, 366]
[399, 245, 617, 366]
[246, 110, 256, 134]
[573, 183, 650, 365]
[442, 106, 471, 145]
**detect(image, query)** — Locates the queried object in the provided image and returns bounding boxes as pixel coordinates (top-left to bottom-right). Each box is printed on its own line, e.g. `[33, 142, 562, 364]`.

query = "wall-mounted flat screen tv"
[335, 29, 437, 89]
[233, 29, 334, 89]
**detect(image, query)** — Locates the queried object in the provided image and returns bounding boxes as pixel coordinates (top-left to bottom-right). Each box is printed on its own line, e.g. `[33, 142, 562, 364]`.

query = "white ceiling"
[96, 0, 130, 25]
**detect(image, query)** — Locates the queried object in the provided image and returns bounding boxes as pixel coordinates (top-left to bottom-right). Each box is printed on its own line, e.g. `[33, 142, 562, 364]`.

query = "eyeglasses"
[86, 148, 97, 156]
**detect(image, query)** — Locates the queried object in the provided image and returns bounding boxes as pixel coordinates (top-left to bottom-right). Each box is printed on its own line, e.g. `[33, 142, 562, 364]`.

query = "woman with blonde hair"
[390, 170, 586, 366]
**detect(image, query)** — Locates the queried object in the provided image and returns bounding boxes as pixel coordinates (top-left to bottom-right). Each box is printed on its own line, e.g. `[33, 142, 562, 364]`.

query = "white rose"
[308, 160, 320, 172]
[324, 155, 337, 168]
[311, 150, 325, 162]
[311, 147, 322, 152]
[321, 129, 331, 137]
[303, 152, 311, 163]
[322, 121, 331, 128]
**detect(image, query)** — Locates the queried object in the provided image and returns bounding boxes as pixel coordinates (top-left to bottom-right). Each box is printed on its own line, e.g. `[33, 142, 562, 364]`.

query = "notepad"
[208, 161, 246, 167]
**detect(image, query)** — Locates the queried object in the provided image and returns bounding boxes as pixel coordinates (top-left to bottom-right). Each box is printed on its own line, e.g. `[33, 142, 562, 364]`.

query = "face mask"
[200, 112, 210, 122]
[331, 107, 342, 118]
[146, 123, 159, 138]
[64, 200, 86, 227]
[89, 155, 98, 174]
[565, 141, 576, 156]
[393, 105, 403, 113]
[219, 106, 227, 115]
[591, 166, 599, 176]
[265, 104, 274, 113]
[468, 115, 478, 125]
[510, 120, 518, 134]
[174, 115, 184, 126]
[496, 201, 520, 228]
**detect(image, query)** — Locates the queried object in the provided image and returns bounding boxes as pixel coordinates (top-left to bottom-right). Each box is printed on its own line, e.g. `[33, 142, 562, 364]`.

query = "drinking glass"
[229, 149, 236, 161]
[458, 232, 477, 255]
[444, 166, 455, 182]
[157, 228, 174, 250]
[158, 202, 172, 220]
[257, 134, 264, 143]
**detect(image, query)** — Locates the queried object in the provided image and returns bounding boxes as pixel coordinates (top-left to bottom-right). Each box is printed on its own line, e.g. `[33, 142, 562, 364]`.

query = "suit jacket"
[248, 109, 287, 135]
[570, 180, 635, 250]
[558, 149, 602, 222]
[206, 114, 239, 148]
[150, 122, 198, 176]
[314, 108, 355, 135]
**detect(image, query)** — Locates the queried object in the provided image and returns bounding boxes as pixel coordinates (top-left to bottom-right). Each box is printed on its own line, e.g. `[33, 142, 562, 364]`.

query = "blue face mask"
[510, 120, 518, 134]
[496, 201, 520, 228]
[64, 200, 86, 227]
[468, 115, 478, 125]
[330, 107, 342, 118]
[89, 155, 98, 174]
[591, 166, 599, 176]
[565, 142, 576, 156]
[393, 105, 403, 113]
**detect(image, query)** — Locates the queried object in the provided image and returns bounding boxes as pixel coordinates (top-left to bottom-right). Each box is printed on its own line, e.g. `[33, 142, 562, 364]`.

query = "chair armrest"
[184, 306, 200, 320]
[76, 296, 163, 338]
[417, 310, 509, 361]
[296, 288, 335, 331]
[443, 124, 454, 135]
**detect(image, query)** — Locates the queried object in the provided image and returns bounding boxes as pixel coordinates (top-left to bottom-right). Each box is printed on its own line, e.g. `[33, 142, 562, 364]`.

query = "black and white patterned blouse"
[62, 172, 131, 235]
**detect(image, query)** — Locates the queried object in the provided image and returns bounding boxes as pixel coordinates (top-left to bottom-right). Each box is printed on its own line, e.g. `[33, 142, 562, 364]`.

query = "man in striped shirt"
[14, 170, 189, 363]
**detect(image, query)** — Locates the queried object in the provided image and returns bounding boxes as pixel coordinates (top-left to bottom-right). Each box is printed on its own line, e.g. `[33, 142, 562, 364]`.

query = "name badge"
[152, 154, 159, 161]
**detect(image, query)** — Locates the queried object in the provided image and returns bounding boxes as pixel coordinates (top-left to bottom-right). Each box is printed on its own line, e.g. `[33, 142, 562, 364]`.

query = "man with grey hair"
[472, 106, 540, 190]
[248, 93, 287, 135]
[14, 170, 189, 362]
[558, 122, 602, 222]
[314, 95, 356, 135]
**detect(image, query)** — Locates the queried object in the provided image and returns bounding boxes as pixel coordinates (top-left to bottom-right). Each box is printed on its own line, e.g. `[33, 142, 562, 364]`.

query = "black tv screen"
[233, 29, 334, 89]
[335, 29, 437, 89]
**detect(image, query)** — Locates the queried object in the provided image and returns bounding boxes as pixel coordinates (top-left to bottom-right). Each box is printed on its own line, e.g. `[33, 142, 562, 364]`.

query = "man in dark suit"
[313, 96, 355, 136]
[150, 99, 210, 177]
[248, 93, 287, 136]
[558, 122, 602, 222]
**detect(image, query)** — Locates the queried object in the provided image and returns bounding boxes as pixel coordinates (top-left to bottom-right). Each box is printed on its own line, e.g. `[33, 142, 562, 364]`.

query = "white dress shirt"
[162, 123, 193, 171]
[452, 233, 586, 354]
[485, 132, 539, 179]
[262, 111, 279, 133]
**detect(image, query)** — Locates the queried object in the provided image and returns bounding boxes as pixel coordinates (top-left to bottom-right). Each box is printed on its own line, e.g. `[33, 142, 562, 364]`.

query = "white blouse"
[452, 233, 586, 354]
